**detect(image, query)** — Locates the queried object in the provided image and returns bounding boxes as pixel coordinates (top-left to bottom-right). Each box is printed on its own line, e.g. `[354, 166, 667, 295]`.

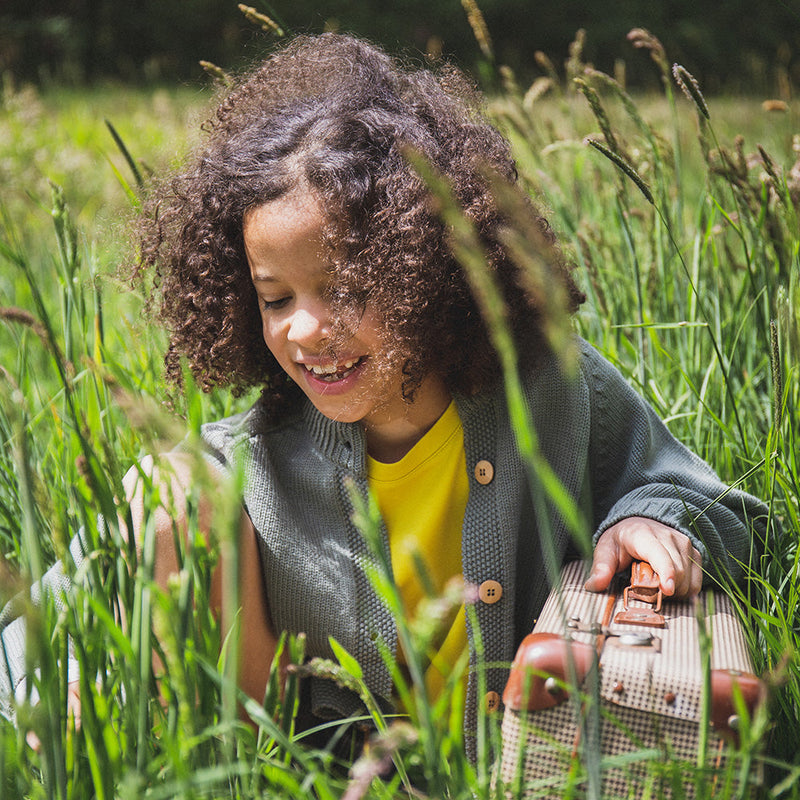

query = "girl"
[2, 32, 769, 755]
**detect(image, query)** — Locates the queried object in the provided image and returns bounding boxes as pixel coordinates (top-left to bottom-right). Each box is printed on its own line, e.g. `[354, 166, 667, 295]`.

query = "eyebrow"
[251, 274, 279, 283]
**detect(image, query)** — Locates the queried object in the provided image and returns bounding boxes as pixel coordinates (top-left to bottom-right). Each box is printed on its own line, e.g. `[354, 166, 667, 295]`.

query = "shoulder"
[573, 337, 644, 409]
[200, 396, 305, 470]
[516, 336, 645, 439]
[574, 337, 625, 384]
[518, 336, 600, 401]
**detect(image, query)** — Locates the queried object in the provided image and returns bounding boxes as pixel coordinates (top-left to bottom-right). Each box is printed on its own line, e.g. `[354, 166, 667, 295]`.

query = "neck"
[364, 379, 451, 463]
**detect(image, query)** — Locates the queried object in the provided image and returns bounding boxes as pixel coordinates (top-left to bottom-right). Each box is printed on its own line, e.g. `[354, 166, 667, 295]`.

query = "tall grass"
[488, 30, 799, 796]
[1, 25, 799, 800]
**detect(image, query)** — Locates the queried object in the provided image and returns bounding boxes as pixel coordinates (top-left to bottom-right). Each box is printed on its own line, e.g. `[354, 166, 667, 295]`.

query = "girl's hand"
[584, 517, 703, 598]
[26, 679, 82, 751]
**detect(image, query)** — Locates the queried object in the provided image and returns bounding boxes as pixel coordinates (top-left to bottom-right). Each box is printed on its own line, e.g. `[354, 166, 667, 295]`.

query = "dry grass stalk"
[238, 4, 284, 36]
[460, 0, 493, 61]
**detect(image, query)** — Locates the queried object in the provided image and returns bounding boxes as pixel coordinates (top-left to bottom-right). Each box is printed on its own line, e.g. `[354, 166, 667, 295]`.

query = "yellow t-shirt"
[367, 400, 469, 699]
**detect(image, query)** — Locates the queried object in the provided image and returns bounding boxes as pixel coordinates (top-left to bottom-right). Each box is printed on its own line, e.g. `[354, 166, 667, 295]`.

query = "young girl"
[2, 32, 769, 755]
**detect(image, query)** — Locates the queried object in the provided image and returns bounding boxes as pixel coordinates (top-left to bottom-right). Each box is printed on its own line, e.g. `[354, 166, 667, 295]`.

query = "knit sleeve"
[581, 341, 770, 583]
[198, 405, 263, 477]
[0, 529, 88, 722]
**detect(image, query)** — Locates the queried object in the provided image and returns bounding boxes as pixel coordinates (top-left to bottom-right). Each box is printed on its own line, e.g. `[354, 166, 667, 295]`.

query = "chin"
[309, 400, 366, 425]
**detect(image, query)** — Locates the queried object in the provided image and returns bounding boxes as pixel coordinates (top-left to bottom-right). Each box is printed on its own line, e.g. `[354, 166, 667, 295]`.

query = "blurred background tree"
[1, 0, 798, 93]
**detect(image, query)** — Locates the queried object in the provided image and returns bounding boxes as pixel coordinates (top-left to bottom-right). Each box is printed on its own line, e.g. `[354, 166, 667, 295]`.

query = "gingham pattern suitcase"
[498, 560, 764, 798]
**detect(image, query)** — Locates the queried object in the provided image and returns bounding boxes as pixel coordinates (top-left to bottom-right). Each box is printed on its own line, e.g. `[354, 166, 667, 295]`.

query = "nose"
[287, 304, 330, 347]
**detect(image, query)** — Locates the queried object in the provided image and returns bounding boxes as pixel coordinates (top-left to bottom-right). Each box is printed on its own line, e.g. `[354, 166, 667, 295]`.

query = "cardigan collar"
[296, 387, 499, 476]
[300, 400, 368, 474]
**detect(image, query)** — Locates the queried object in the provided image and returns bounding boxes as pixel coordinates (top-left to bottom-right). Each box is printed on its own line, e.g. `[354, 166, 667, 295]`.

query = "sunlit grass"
[1, 29, 799, 799]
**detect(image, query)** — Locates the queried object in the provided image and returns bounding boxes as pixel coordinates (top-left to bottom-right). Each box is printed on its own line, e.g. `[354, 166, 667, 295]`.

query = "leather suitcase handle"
[624, 561, 663, 612]
[631, 561, 659, 589]
[616, 561, 666, 627]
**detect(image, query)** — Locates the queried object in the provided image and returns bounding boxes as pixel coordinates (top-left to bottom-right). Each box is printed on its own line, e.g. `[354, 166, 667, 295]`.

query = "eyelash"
[260, 297, 289, 311]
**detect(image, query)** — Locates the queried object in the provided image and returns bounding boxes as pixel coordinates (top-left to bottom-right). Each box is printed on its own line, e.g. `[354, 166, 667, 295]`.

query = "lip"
[297, 355, 369, 396]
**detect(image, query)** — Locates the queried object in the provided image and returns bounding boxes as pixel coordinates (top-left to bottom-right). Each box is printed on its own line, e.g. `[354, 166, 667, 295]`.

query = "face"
[243, 188, 450, 460]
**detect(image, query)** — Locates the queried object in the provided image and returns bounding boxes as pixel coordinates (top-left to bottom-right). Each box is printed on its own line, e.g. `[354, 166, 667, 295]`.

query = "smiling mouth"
[303, 357, 365, 382]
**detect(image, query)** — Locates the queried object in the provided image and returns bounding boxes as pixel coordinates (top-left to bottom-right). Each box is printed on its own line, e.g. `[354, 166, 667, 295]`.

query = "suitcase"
[497, 560, 764, 798]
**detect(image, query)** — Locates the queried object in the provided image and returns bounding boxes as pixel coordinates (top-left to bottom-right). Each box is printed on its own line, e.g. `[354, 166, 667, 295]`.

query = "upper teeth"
[309, 359, 357, 375]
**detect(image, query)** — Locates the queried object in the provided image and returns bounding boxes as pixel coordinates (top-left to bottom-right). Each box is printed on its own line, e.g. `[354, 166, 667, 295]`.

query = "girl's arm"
[580, 341, 770, 592]
[121, 452, 285, 712]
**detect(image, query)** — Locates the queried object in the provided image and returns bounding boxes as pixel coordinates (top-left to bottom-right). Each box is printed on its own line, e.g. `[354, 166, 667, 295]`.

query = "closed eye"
[260, 297, 290, 311]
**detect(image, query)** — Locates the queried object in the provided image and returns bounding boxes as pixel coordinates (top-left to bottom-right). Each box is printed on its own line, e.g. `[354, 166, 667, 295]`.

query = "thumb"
[585, 529, 627, 592]
[584, 553, 616, 592]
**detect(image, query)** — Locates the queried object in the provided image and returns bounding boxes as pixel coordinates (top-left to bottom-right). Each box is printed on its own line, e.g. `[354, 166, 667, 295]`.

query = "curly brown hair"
[137, 32, 584, 413]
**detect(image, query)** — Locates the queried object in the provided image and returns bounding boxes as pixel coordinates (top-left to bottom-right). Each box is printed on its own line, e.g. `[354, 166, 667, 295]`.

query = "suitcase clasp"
[614, 561, 666, 628]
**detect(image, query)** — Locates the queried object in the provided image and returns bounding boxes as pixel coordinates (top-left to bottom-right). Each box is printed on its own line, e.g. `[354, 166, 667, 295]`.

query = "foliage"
[1, 24, 799, 800]
[1, 0, 799, 92]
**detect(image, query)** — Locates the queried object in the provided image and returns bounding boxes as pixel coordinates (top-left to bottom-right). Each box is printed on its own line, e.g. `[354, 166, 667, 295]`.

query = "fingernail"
[664, 578, 675, 594]
[585, 569, 604, 590]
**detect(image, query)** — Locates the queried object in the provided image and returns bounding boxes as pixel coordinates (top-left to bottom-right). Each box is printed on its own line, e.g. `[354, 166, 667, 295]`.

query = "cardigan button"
[479, 580, 503, 604]
[474, 459, 494, 485]
[484, 690, 501, 713]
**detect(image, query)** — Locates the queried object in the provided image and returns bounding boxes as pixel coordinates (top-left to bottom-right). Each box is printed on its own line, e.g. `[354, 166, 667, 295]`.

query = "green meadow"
[1, 28, 799, 799]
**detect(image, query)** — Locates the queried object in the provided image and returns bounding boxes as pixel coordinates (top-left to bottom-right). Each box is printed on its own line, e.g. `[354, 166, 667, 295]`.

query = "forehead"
[243, 188, 326, 248]
[243, 187, 332, 285]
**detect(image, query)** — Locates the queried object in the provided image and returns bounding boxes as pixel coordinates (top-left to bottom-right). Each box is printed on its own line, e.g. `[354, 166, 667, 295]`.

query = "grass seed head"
[0, 306, 48, 342]
[566, 28, 588, 83]
[575, 77, 621, 157]
[461, 0, 493, 61]
[237, 4, 284, 36]
[499, 65, 520, 96]
[770, 320, 783, 431]
[627, 28, 669, 76]
[757, 144, 786, 205]
[584, 136, 654, 205]
[199, 60, 232, 86]
[672, 64, 710, 120]
[535, 50, 558, 80]
[523, 77, 553, 110]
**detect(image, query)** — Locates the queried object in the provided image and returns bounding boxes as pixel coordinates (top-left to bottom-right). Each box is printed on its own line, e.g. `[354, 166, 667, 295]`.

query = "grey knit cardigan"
[1, 338, 769, 743]
[199, 338, 768, 746]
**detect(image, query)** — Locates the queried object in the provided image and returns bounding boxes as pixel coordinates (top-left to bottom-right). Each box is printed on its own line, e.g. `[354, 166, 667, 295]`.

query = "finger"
[585, 529, 626, 592]
[614, 523, 678, 595]
[654, 535, 690, 596]
[632, 534, 703, 598]
[662, 536, 688, 596]
[657, 536, 701, 597]
[681, 546, 703, 597]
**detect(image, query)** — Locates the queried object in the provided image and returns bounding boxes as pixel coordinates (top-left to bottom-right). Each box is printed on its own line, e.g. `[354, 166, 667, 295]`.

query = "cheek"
[259, 317, 280, 355]
[356, 309, 388, 351]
